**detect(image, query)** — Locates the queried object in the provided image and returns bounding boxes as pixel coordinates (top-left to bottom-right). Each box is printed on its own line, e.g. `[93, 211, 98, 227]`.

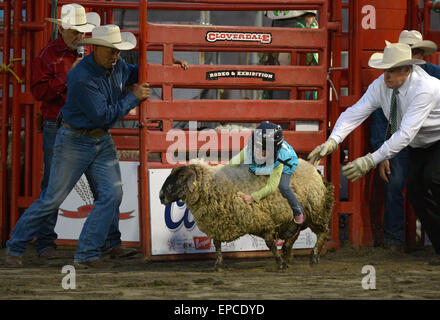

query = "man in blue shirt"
[6, 25, 150, 268]
[370, 30, 440, 251]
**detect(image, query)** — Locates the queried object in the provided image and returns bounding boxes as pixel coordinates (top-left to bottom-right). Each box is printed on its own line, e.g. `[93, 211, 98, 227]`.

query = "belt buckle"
[88, 128, 106, 138]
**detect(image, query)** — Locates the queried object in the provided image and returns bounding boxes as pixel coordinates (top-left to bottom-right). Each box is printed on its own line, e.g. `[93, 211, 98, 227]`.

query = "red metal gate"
[138, 0, 340, 258]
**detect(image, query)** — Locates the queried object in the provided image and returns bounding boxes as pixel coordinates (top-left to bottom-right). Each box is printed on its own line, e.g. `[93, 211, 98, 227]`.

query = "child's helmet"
[251, 121, 284, 162]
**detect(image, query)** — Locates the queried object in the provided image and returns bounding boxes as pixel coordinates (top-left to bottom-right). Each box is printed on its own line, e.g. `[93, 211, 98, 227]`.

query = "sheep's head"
[159, 165, 197, 206]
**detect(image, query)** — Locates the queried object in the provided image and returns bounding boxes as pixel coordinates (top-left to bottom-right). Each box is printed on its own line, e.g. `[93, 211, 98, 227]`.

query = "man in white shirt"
[369, 31, 440, 251]
[308, 41, 440, 266]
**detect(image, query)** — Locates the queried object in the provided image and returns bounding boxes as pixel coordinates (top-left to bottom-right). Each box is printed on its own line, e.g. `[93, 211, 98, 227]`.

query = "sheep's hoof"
[309, 254, 320, 266]
[282, 254, 292, 264]
[277, 262, 289, 271]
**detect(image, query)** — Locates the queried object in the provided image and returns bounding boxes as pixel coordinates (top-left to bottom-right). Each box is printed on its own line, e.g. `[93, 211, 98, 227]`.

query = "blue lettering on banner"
[164, 201, 196, 231]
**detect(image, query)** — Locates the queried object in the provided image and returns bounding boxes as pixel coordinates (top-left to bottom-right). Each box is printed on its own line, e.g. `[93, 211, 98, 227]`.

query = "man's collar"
[55, 36, 74, 53]
[396, 69, 413, 97]
[86, 53, 115, 76]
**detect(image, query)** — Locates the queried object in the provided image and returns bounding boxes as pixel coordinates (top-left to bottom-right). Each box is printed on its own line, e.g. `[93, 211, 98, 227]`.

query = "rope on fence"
[0, 58, 24, 84]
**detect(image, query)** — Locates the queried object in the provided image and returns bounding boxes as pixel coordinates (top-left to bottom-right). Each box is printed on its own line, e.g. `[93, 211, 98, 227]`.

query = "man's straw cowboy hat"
[77, 25, 136, 50]
[399, 30, 438, 56]
[46, 3, 100, 33]
[368, 41, 425, 69]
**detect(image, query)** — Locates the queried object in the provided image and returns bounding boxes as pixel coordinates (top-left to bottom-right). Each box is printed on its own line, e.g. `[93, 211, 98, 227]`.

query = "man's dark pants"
[407, 140, 440, 255]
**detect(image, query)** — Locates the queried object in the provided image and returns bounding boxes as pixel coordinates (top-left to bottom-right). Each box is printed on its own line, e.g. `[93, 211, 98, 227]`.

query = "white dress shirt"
[329, 65, 440, 164]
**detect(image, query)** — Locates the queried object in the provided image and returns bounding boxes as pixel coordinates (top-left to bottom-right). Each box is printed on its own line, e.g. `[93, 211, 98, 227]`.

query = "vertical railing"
[0, 0, 11, 245]
[10, 0, 24, 231]
[139, 0, 151, 261]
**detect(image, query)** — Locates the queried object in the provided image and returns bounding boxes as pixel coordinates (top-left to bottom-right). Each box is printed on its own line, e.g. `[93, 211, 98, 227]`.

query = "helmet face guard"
[249, 121, 284, 165]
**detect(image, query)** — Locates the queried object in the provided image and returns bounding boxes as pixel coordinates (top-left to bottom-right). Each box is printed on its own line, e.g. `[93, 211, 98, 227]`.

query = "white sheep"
[159, 159, 335, 271]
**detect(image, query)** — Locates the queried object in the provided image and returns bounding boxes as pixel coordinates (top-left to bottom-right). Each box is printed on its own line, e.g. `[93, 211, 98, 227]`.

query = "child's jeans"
[278, 173, 304, 217]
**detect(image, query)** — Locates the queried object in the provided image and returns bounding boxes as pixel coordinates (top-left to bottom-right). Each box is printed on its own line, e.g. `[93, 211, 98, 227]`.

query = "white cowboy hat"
[289, 10, 318, 17]
[266, 10, 317, 20]
[77, 25, 136, 50]
[46, 3, 100, 33]
[368, 41, 425, 69]
[398, 30, 438, 56]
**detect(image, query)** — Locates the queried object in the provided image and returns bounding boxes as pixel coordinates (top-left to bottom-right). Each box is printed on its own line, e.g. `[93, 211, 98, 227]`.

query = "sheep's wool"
[184, 159, 331, 242]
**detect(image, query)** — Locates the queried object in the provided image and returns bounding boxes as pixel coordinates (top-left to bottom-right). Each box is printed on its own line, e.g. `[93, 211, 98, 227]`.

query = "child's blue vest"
[246, 141, 298, 175]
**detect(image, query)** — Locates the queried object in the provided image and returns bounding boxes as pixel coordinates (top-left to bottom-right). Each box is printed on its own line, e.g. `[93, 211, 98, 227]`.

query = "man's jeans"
[383, 150, 408, 246]
[370, 109, 408, 246]
[7, 125, 122, 262]
[33, 119, 59, 254]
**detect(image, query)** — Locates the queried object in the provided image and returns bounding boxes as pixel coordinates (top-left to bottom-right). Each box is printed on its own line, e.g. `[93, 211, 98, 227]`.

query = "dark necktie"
[389, 88, 399, 135]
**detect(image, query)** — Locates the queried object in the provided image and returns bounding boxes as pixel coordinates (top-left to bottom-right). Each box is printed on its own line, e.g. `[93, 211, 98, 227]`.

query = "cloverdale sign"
[205, 31, 272, 44]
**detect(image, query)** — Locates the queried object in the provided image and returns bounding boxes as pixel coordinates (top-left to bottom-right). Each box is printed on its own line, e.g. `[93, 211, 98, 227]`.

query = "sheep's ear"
[185, 167, 197, 192]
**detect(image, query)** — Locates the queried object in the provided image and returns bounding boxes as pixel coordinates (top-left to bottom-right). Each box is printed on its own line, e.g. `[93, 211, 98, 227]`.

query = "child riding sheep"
[229, 121, 304, 238]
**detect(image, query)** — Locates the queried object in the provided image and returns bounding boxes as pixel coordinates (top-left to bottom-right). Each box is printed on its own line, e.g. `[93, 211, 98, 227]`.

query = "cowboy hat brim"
[409, 40, 438, 56]
[368, 52, 426, 69]
[77, 32, 136, 50]
[45, 12, 100, 33]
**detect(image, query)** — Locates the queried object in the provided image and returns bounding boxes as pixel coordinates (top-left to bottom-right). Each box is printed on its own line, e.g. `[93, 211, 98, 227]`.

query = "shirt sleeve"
[70, 79, 140, 128]
[228, 147, 246, 167]
[330, 77, 382, 144]
[124, 63, 139, 86]
[371, 91, 437, 163]
[31, 55, 68, 103]
[251, 164, 283, 202]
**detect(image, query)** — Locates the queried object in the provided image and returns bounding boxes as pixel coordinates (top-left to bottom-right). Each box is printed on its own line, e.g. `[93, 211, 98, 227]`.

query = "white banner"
[149, 168, 317, 255]
[54, 161, 140, 242]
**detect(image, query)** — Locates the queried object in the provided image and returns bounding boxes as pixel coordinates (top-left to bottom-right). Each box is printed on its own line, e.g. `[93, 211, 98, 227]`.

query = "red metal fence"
[1, 0, 437, 256]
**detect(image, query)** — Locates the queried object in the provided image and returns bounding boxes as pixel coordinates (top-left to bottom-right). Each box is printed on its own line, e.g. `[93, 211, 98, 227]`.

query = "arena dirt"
[0, 243, 439, 300]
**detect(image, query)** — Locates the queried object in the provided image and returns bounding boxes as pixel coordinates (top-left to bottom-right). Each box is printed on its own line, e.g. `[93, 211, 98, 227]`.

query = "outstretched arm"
[249, 164, 284, 203]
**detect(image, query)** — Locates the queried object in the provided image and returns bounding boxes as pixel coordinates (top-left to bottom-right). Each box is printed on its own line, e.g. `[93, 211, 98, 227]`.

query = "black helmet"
[250, 121, 284, 163]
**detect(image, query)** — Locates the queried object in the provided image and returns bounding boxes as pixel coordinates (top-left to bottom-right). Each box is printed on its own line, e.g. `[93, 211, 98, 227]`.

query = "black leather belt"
[62, 121, 108, 138]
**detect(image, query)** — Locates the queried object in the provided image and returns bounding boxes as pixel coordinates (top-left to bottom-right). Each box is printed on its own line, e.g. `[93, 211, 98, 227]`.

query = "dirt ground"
[0, 243, 439, 300]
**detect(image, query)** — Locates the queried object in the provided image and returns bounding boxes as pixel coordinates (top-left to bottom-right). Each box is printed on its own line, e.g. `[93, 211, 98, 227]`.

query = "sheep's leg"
[310, 230, 329, 266]
[264, 234, 286, 270]
[282, 231, 301, 264]
[213, 239, 224, 272]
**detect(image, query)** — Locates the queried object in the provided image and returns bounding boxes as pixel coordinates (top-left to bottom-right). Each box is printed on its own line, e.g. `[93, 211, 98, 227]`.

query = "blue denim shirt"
[420, 62, 440, 80]
[61, 53, 140, 130]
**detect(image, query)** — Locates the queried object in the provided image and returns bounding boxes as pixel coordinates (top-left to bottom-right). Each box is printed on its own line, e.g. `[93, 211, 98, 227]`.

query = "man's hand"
[342, 153, 376, 182]
[174, 59, 189, 70]
[307, 138, 338, 167]
[132, 83, 150, 102]
[377, 160, 391, 183]
[240, 194, 254, 204]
